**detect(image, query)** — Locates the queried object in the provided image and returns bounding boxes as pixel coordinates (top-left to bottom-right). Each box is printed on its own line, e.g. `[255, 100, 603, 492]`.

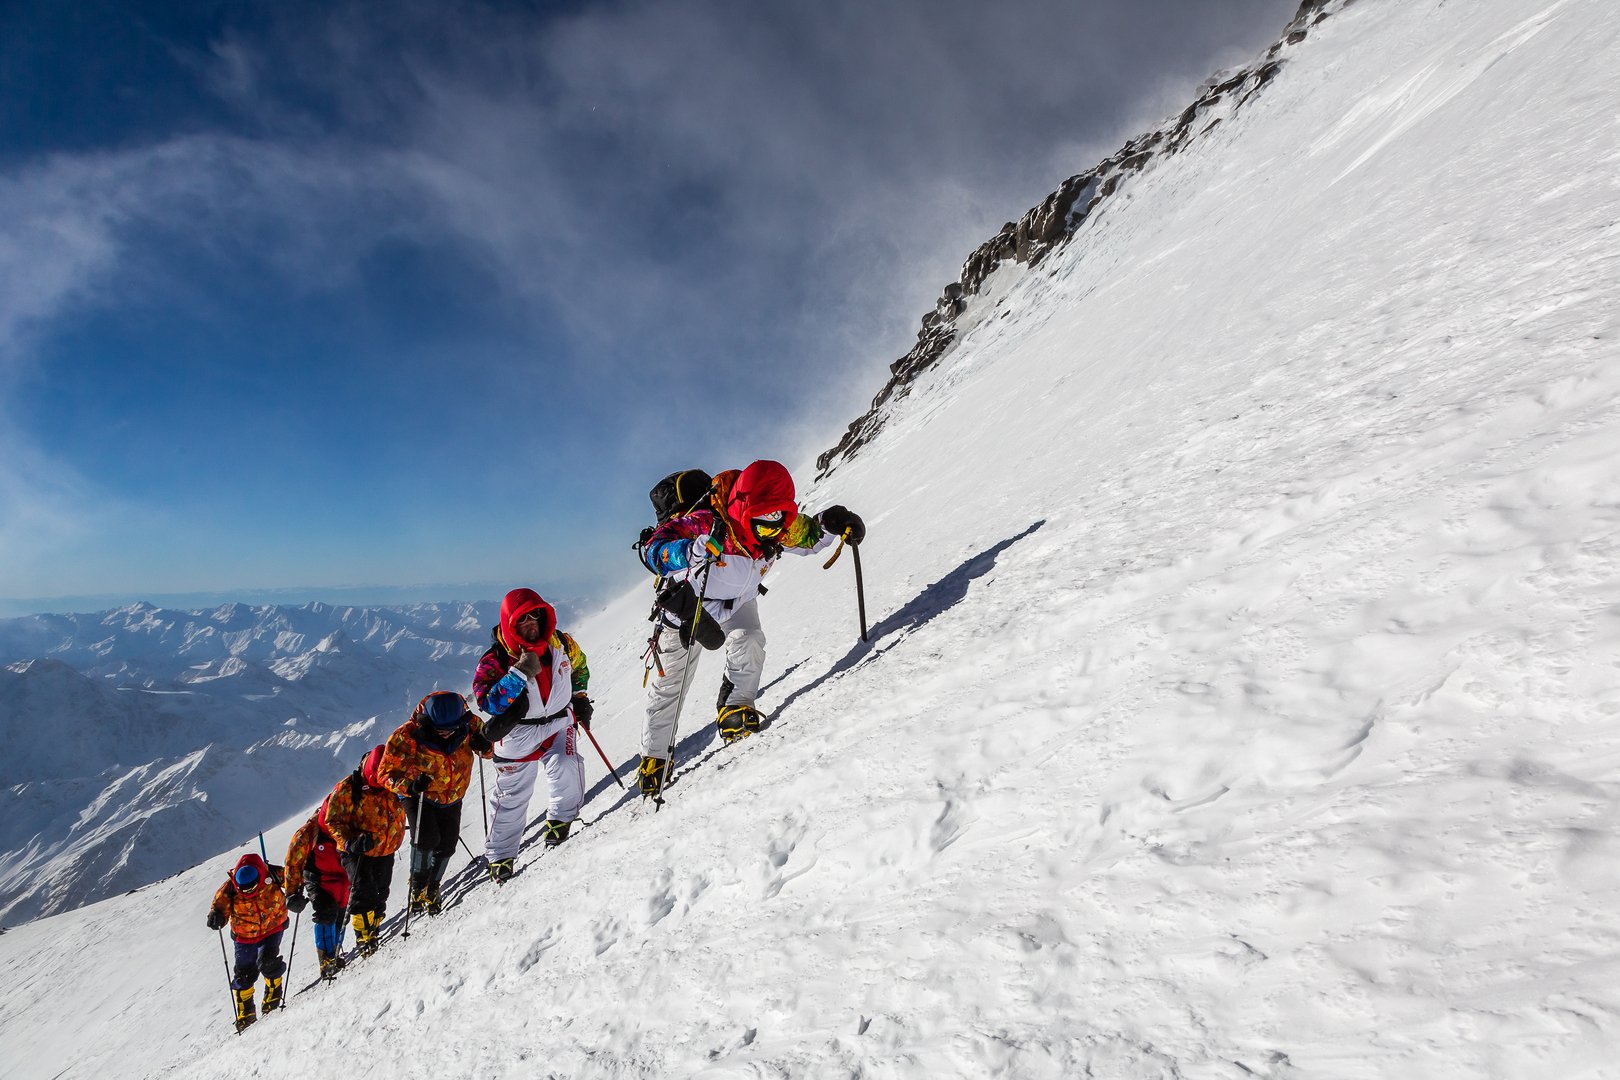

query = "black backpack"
[637, 468, 725, 651]
[649, 469, 714, 524]
[637, 469, 714, 555]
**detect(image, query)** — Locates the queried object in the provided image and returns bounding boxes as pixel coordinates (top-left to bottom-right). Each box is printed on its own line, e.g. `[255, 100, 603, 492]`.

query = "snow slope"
[4, 0, 1619, 1076]
[0, 601, 496, 923]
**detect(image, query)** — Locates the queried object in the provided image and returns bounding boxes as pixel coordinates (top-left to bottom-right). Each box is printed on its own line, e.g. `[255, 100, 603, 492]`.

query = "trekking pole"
[852, 543, 869, 642]
[578, 721, 626, 789]
[284, 910, 301, 997]
[478, 758, 489, 836]
[218, 927, 240, 1034]
[401, 794, 422, 940]
[658, 552, 716, 810]
[257, 832, 269, 863]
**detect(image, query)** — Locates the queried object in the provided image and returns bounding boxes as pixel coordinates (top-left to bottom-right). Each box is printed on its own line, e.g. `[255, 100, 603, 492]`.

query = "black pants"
[340, 851, 394, 918]
[404, 796, 463, 889]
[310, 883, 345, 925]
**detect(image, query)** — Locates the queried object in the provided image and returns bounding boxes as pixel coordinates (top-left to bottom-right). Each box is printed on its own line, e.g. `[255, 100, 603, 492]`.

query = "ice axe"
[823, 529, 869, 642]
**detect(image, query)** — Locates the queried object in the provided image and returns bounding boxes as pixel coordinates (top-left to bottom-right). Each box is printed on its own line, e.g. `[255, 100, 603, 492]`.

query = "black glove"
[408, 774, 432, 796]
[572, 693, 594, 730]
[512, 650, 544, 678]
[206, 908, 226, 931]
[469, 729, 494, 755]
[349, 833, 375, 856]
[819, 505, 865, 545]
[285, 891, 309, 914]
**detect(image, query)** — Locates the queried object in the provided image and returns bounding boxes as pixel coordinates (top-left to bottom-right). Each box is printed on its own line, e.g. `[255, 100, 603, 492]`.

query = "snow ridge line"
[815, 0, 1361, 478]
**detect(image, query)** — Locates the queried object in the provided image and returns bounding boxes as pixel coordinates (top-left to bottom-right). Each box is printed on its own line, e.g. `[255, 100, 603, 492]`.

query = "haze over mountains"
[0, 601, 496, 923]
[3, 0, 1617, 1076]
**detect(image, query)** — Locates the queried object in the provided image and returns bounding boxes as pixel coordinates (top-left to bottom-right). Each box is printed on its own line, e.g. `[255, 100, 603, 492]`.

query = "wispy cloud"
[0, 0, 1299, 608]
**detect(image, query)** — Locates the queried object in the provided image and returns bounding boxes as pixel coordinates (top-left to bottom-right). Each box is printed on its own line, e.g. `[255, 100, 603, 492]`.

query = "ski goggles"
[751, 510, 786, 539]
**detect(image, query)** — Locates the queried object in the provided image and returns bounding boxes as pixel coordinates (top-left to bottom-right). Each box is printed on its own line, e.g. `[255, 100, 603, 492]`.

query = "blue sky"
[0, 0, 1296, 618]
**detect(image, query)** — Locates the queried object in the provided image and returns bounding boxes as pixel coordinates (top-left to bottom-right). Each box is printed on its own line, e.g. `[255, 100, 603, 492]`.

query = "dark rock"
[815, 0, 1354, 478]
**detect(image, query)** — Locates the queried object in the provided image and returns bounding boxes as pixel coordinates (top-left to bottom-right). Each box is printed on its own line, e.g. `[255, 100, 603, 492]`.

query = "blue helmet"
[421, 691, 468, 731]
[234, 864, 260, 890]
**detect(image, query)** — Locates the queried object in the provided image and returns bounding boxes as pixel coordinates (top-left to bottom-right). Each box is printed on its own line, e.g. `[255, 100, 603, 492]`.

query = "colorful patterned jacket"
[284, 815, 338, 895]
[319, 768, 406, 857]
[473, 630, 589, 745]
[640, 460, 831, 604]
[377, 708, 485, 804]
[642, 507, 831, 607]
[209, 853, 288, 944]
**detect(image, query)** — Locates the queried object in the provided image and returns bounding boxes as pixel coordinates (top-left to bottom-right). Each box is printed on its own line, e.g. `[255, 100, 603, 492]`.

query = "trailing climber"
[206, 852, 288, 1030]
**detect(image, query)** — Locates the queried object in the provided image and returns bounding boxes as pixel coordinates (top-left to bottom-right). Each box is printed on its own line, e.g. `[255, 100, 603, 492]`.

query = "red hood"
[498, 588, 556, 656]
[360, 744, 386, 787]
[232, 852, 271, 893]
[726, 460, 798, 557]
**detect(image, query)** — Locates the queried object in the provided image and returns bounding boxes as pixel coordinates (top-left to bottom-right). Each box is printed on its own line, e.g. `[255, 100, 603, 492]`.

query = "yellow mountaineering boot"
[317, 948, 346, 980]
[351, 910, 381, 957]
[638, 755, 665, 798]
[717, 704, 761, 743]
[261, 975, 284, 1013]
[233, 985, 256, 1031]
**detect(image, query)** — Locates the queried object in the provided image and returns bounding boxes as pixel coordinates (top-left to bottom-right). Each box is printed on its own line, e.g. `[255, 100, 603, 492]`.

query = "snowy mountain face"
[5, 0, 1619, 1077]
[0, 601, 495, 924]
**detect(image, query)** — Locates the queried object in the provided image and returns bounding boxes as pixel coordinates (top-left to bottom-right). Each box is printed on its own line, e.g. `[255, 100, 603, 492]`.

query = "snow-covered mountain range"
[0, 601, 496, 923]
[3, 0, 1618, 1076]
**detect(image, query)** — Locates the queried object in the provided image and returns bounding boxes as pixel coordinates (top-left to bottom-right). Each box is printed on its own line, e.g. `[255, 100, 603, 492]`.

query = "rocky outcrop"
[817, 0, 1357, 477]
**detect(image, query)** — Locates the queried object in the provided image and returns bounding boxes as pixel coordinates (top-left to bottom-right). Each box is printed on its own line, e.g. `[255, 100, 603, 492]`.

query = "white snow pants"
[484, 725, 585, 861]
[642, 596, 766, 760]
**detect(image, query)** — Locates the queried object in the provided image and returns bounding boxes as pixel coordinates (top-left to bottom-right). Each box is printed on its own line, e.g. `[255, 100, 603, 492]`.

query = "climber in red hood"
[635, 459, 865, 796]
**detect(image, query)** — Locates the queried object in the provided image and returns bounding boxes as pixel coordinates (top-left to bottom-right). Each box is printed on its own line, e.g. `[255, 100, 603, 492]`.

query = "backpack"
[636, 469, 715, 557]
[650, 469, 714, 524]
[636, 468, 727, 652]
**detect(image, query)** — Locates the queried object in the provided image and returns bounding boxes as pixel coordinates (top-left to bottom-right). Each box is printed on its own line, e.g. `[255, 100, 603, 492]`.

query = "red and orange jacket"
[377, 705, 485, 804]
[319, 767, 406, 857]
[284, 815, 338, 895]
[209, 853, 288, 944]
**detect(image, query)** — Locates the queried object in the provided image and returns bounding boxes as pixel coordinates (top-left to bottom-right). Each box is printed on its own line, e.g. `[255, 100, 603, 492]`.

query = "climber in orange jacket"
[378, 690, 490, 916]
[318, 744, 405, 956]
[206, 852, 288, 1030]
